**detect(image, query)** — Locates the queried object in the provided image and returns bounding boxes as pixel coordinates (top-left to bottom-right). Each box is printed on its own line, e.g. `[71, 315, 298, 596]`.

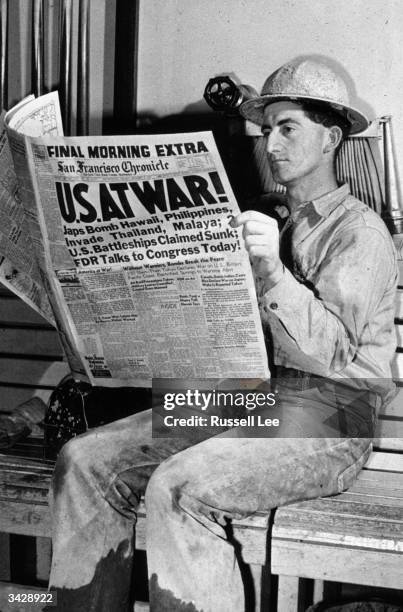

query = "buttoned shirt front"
[257, 184, 398, 400]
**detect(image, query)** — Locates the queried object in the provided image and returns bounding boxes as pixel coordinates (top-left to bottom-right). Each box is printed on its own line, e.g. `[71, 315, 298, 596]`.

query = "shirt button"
[269, 302, 278, 310]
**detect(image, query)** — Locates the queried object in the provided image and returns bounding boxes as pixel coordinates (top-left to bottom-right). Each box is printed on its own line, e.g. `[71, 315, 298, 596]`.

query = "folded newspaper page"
[3, 92, 270, 386]
[0, 105, 53, 322]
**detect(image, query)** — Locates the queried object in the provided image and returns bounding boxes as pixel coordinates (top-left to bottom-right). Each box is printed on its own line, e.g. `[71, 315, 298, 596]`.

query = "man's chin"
[269, 163, 292, 186]
[271, 170, 291, 186]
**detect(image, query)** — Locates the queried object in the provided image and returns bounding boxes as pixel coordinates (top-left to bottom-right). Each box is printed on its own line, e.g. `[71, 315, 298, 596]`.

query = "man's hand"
[230, 211, 284, 289]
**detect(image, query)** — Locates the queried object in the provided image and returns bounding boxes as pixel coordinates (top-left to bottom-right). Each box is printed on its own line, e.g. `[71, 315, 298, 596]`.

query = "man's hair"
[298, 101, 350, 155]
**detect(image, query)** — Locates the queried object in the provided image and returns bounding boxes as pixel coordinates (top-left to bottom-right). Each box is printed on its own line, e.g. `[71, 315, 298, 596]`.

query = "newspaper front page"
[4, 93, 270, 386]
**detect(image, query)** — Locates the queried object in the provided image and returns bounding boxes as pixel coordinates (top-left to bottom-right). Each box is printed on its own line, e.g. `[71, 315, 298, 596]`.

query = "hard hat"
[240, 58, 369, 134]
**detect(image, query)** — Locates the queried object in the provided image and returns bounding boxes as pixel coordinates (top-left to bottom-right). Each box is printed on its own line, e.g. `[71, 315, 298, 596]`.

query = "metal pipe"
[45, 0, 56, 94]
[32, 0, 44, 96]
[77, 0, 89, 135]
[380, 116, 403, 233]
[60, 0, 72, 134]
[0, 0, 7, 108]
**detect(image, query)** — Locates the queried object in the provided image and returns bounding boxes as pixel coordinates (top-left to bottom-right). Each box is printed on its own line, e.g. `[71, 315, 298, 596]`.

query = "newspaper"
[2, 92, 270, 386]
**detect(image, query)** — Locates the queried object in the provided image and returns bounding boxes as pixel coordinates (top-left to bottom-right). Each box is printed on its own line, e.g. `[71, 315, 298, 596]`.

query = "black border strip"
[111, 0, 140, 134]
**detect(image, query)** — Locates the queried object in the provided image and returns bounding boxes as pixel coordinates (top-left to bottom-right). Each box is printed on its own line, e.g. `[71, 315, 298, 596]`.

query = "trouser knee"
[145, 458, 185, 513]
[145, 457, 219, 525]
[51, 433, 98, 499]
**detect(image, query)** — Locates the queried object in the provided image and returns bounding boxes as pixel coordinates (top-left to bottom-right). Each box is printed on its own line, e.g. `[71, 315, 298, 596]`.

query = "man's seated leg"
[145, 424, 371, 612]
[48, 408, 196, 612]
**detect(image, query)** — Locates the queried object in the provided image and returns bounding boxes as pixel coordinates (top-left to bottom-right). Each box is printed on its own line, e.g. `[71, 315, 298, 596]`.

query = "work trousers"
[48, 381, 374, 612]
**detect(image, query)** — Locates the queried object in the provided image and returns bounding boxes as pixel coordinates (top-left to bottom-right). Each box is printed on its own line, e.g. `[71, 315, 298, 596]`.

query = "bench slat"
[273, 500, 403, 529]
[0, 387, 52, 412]
[0, 298, 52, 327]
[396, 290, 403, 318]
[0, 468, 51, 488]
[398, 259, 403, 287]
[346, 475, 403, 498]
[381, 387, 403, 417]
[0, 483, 50, 504]
[374, 405, 403, 451]
[0, 328, 63, 357]
[273, 525, 403, 552]
[0, 359, 68, 386]
[273, 493, 403, 540]
[0, 499, 50, 537]
[373, 437, 403, 452]
[350, 468, 403, 488]
[339, 492, 403, 507]
[391, 352, 403, 377]
[271, 540, 403, 589]
[0, 455, 54, 472]
[364, 451, 403, 471]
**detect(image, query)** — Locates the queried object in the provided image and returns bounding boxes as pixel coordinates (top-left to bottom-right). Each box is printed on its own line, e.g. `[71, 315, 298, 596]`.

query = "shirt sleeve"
[258, 224, 397, 376]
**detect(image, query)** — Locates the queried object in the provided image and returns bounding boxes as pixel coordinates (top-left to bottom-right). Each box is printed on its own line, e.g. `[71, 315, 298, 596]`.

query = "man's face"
[262, 101, 330, 187]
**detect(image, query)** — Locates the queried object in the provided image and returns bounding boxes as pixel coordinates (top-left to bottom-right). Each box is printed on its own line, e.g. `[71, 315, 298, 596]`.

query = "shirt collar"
[310, 183, 351, 217]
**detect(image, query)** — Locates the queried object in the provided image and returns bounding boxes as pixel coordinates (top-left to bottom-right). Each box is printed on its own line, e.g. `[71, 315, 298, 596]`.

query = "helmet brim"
[240, 93, 369, 135]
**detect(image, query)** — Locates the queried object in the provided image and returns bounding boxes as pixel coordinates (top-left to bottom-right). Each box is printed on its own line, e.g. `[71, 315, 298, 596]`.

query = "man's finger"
[243, 234, 273, 248]
[241, 220, 277, 240]
[230, 210, 273, 228]
[248, 245, 275, 259]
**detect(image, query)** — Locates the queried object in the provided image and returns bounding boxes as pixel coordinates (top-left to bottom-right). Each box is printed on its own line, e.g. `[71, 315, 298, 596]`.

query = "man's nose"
[265, 130, 281, 154]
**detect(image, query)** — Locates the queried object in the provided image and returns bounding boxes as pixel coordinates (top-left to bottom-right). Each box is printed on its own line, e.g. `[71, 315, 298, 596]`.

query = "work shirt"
[257, 184, 397, 400]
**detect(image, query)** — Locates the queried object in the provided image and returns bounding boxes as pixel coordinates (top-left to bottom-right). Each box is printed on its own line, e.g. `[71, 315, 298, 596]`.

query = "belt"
[274, 366, 321, 391]
[274, 366, 380, 410]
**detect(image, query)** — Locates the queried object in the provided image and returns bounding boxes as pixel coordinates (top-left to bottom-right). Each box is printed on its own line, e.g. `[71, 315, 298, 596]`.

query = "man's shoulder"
[336, 193, 392, 240]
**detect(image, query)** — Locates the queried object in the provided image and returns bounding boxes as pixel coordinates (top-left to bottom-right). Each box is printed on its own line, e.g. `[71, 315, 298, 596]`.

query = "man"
[48, 58, 397, 611]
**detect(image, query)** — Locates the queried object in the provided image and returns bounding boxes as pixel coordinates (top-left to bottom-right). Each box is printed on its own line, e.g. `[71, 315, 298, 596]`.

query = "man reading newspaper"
[48, 58, 397, 611]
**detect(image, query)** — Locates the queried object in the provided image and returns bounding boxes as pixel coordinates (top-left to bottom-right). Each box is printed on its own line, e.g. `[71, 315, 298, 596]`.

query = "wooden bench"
[0, 288, 68, 413]
[0, 262, 402, 611]
[0, 393, 401, 611]
[0, 287, 66, 611]
[271, 390, 403, 610]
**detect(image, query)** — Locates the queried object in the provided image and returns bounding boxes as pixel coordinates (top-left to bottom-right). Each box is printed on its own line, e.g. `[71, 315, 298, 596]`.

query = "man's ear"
[323, 125, 343, 154]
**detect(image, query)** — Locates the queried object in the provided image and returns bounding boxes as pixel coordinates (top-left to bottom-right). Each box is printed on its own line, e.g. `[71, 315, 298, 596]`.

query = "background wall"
[4, 1, 403, 164]
[137, 0, 403, 164]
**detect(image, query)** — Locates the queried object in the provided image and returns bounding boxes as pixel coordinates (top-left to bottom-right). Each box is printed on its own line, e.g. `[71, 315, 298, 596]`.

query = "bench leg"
[313, 579, 324, 604]
[36, 537, 52, 583]
[133, 603, 150, 611]
[277, 575, 299, 612]
[0, 533, 10, 581]
[249, 564, 262, 611]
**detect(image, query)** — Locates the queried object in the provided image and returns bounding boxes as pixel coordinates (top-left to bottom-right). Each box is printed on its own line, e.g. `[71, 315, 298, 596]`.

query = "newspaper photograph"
[4, 94, 269, 386]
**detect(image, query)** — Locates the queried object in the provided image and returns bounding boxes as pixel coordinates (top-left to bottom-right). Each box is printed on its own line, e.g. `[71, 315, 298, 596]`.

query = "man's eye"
[282, 126, 295, 134]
